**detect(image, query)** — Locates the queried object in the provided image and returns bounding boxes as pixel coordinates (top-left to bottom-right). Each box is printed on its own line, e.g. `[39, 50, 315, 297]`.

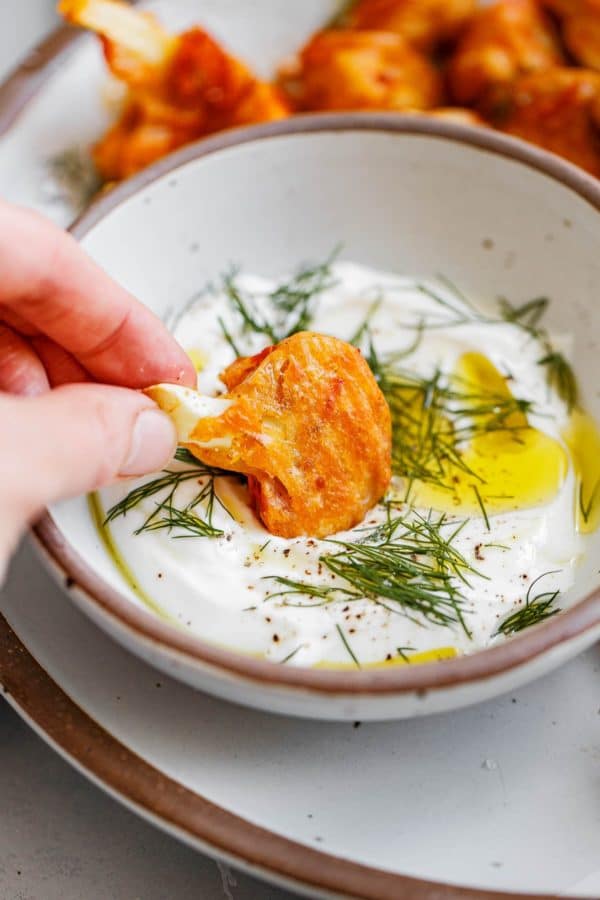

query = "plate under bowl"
[36, 114, 600, 720]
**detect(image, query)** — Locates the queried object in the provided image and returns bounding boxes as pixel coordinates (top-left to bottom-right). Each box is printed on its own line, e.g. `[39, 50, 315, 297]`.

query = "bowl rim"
[34, 112, 600, 697]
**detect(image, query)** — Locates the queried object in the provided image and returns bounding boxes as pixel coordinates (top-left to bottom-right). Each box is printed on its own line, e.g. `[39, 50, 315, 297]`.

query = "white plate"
[2, 540, 600, 898]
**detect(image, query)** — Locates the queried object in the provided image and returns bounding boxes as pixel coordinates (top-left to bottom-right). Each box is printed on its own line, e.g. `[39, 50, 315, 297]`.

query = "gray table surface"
[0, 4, 295, 898]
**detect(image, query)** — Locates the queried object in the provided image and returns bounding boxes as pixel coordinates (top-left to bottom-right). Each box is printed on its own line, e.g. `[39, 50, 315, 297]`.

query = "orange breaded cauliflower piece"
[542, 0, 600, 71]
[493, 67, 600, 175]
[345, 0, 477, 52]
[448, 0, 563, 106]
[280, 29, 443, 112]
[184, 332, 392, 539]
[59, 0, 289, 181]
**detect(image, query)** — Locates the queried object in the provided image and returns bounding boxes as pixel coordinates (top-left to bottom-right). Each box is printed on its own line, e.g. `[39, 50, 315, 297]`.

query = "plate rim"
[34, 112, 600, 698]
[0, 607, 564, 900]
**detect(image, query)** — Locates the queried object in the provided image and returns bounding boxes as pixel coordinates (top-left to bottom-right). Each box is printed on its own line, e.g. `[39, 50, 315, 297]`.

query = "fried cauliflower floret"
[542, 0, 600, 70]
[345, 0, 477, 52]
[280, 29, 443, 112]
[148, 333, 392, 539]
[492, 67, 600, 175]
[448, 0, 563, 106]
[59, 0, 289, 181]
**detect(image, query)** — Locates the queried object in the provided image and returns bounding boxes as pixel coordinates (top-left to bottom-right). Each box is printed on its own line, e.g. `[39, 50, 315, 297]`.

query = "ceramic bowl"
[35, 114, 600, 720]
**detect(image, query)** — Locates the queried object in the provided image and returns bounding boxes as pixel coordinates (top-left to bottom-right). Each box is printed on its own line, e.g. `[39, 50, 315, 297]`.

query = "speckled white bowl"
[35, 115, 600, 720]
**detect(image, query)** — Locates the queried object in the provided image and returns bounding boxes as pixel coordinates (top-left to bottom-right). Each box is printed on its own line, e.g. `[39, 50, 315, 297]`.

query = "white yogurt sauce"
[99, 262, 585, 667]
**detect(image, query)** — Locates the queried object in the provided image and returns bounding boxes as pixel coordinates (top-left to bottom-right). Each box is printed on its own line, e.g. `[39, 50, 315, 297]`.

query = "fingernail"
[120, 409, 177, 477]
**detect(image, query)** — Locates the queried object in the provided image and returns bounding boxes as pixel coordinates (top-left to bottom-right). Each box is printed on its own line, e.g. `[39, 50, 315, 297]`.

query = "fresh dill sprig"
[217, 315, 243, 358]
[579, 478, 600, 524]
[348, 297, 382, 347]
[472, 485, 490, 532]
[496, 296, 578, 410]
[336, 624, 361, 668]
[220, 249, 339, 354]
[537, 350, 578, 412]
[104, 449, 232, 539]
[406, 282, 578, 412]
[279, 645, 303, 665]
[266, 509, 476, 637]
[498, 296, 549, 331]
[140, 500, 224, 539]
[495, 571, 561, 636]
[222, 270, 278, 344]
[371, 358, 533, 490]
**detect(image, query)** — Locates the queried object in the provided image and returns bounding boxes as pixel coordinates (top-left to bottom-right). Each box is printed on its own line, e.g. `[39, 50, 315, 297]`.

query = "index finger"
[0, 201, 196, 389]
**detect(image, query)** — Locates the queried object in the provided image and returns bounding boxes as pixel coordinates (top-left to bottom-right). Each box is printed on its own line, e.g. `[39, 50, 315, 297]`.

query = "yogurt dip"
[96, 260, 598, 668]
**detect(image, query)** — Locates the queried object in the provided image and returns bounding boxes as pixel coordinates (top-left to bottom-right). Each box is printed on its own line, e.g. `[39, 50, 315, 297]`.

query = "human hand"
[0, 201, 196, 580]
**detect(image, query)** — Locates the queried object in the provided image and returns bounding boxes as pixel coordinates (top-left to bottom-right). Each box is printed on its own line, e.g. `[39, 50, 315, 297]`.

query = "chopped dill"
[104, 449, 233, 539]
[267, 577, 350, 606]
[498, 295, 549, 331]
[217, 315, 243, 357]
[140, 501, 224, 539]
[407, 282, 578, 411]
[472, 485, 490, 532]
[396, 645, 416, 662]
[279, 645, 303, 665]
[348, 297, 382, 347]
[372, 359, 533, 491]
[537, 351, 578, 412]
[336, 624, 361, 668]
[266, 509, 477, 637]
[497, 296, 578, 410]
[579, 478, 600, 524]
[495, 571, 561, 636]
[220, 248, 339, 353]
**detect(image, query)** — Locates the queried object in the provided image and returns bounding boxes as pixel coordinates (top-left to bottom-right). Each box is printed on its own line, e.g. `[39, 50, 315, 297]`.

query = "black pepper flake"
[353, 721, 362, 728]
[474, 544, 484, 561]
[265, 616, 272, 623]
[273, 634, 280, 643]
[283, 549, 291, 558]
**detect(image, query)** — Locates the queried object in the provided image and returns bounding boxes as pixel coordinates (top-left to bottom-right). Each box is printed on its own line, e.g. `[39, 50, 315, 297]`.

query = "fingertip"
[119, 407, 177, 476]
[177, 355, 198, 388]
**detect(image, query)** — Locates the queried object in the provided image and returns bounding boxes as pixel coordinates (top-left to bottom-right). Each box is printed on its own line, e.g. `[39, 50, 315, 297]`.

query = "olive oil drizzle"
[89, 493, 174, 622]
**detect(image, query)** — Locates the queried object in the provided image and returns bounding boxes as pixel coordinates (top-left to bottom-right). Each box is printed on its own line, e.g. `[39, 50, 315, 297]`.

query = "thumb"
[0, 383, 176, 569]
